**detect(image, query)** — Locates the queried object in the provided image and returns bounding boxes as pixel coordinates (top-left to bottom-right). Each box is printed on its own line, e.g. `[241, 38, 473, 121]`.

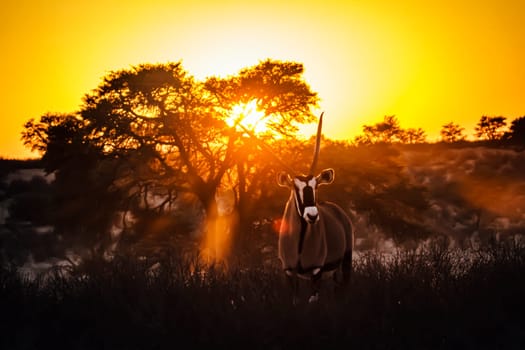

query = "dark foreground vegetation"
[1, 239, 524, 350]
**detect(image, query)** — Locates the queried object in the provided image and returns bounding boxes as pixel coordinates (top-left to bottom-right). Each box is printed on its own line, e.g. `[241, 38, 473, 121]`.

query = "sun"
[225, 99, 268, 134]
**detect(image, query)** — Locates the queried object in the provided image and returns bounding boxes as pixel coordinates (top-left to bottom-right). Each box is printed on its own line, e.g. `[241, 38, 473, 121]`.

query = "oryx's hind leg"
[333, 250, 353, 298]
[332, 265, 344, 288]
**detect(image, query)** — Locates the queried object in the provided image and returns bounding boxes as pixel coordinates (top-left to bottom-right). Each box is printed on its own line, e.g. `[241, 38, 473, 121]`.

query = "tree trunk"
[230, 161, 258, 259]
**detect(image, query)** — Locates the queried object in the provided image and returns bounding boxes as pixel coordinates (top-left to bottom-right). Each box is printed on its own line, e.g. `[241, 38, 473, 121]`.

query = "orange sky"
[2, 0, 525, 158]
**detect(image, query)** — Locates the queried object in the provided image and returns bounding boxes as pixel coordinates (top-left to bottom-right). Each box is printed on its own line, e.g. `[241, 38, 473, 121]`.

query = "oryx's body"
[278, 194, 353, 280]
[274, 113, 354, 303]
[277, 171, 354, 303]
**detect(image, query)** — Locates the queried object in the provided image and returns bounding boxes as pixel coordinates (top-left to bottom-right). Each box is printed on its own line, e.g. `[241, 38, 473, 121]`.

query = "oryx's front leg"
[308, 267, 322, 303]
[285, 269, 299, 305]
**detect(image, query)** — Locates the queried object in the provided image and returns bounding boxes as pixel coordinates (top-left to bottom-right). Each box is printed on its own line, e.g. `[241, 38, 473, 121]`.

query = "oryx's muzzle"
[293, 176, 319, 224]
[303, 206, 319, 224]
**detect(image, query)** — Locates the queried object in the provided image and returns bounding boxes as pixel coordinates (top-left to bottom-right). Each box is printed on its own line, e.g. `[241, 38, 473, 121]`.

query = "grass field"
[1, 238, 524, 349]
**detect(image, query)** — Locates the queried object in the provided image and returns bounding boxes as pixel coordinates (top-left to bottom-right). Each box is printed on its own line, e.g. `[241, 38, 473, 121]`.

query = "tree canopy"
[475, 116, 507, 141]
[353, 115, 426, 145]
[440, 122, 466, 143]
[505, 116, 525, 146]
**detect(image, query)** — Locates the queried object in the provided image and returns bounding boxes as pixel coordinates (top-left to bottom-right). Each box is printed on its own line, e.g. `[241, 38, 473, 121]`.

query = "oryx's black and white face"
[277, 169, 335, 224]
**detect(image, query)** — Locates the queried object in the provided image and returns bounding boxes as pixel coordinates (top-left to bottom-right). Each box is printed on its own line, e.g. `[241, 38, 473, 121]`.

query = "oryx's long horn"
[309, 112, 324, 175]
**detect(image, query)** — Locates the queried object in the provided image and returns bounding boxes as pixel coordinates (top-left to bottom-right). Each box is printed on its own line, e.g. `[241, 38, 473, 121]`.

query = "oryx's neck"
[282, 191, 308, 255]
[283, 191, 302, 227]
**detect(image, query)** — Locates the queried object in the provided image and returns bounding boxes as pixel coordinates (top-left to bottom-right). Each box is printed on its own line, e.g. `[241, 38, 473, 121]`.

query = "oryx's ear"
[277, 171, 293, 188]
[316, 168, 334, 185]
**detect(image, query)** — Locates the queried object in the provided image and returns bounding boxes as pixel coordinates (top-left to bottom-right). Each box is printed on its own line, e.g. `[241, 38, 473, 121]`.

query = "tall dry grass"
[1, 239, 524, 349]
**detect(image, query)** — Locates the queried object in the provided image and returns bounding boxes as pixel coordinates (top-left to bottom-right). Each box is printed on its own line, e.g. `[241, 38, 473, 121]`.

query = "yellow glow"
[226, 100, 267, 134]
[201, 189, 238, 264]
[1, 1, 525, 158]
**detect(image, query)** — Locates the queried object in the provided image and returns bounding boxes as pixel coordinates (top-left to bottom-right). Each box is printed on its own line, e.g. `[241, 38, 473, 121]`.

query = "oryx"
[276, 113, 354, 303]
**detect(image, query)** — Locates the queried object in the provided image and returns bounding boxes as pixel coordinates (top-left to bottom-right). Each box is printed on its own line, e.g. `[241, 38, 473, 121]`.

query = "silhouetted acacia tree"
[207, 60, 318, 136]
[505, 116, 525, 146]
[354, 115, 426, 145]
[475, 116, 507, 141]
[24, 63, 230, 257]
[440, 122, 466, 142]
[401, 128, 427, 144]
[205, 59, 319, 252]
[354, 115, 403, 145]
[82, 63, 230, 227]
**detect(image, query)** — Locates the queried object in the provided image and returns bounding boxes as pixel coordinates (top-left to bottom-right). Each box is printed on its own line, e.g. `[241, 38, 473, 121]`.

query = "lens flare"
[200, 190, 238, 265]
[273, 218, 289, 235]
